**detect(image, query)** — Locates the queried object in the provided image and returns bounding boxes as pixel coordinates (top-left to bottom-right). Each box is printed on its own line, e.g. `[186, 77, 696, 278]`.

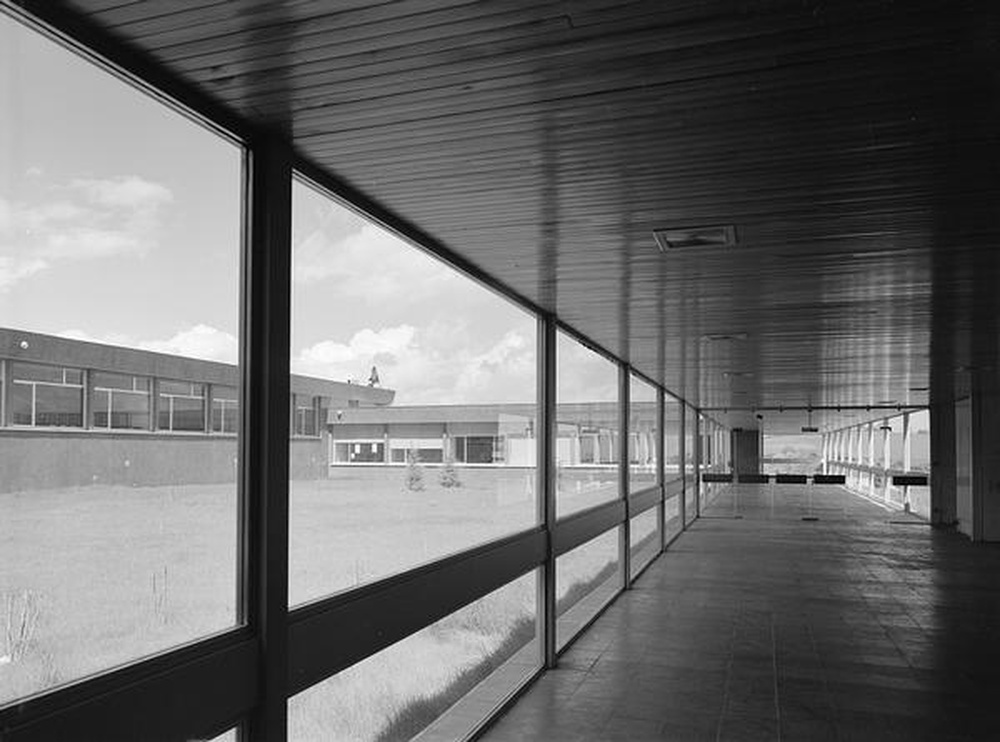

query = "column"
[882, 417, 891, 502]
[867, 421, 876, 496]
[967, 370, 1000, 541]
[930, 400, 957, 528]
[903, 412, 912, 471]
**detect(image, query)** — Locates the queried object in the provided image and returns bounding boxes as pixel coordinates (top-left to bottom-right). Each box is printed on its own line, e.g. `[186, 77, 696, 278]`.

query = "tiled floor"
[479, 484, 1000, 741]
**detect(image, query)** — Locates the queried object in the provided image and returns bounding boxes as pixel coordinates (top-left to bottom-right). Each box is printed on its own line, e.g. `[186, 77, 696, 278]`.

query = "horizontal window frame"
[287, 526, 546, 696]
[0, 630, 256, 742]
[627, 484, 661, 516]
[552, 498, 626, 557]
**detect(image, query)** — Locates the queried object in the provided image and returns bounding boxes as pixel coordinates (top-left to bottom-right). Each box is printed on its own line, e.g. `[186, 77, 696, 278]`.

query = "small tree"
[404, 448, 425, 491]
[439, 453, 462, 488]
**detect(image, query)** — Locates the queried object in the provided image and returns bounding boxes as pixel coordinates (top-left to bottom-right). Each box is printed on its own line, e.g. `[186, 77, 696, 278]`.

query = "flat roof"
[0, 327, 395, 405]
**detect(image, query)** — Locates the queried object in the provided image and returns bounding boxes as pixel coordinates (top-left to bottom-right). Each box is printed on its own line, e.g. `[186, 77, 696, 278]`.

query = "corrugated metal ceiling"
[26, 0, 1000, 432]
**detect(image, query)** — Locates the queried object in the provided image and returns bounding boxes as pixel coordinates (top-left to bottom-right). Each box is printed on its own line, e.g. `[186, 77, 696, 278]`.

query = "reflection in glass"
[556, 527, 621, 649]
[0, 13, 242, 704]
[289, 178, 537, 606]
[628, 373, 658, 493]
[555, 332, 619, 518]
[288, 572, 539, 742]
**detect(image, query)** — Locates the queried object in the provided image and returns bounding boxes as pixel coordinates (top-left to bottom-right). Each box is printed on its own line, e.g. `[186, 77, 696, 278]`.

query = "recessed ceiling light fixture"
[654, 224, 737, 252]
[702, 332, 749, 342]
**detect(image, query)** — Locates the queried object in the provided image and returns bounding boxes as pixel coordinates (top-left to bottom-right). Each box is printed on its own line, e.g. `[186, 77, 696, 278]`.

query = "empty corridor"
[479, 484, 1000, 741]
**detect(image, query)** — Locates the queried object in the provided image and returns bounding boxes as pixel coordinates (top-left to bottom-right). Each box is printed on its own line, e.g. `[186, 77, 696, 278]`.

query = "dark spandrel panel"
[813, 474, 846, 485]
[892, 474, 928, 487]
[288, 177, 537, 607]
[0, 11, 242, 705]
[775, 474, 808, 484]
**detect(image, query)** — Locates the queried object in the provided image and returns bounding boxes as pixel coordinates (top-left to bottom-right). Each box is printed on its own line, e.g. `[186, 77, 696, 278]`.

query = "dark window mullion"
[240, 135, 293, 742]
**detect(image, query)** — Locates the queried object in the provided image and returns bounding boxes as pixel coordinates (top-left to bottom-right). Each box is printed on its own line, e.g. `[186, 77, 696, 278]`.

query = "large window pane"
[684, 405, 697, 524]
[664, 394, 682, 485]
[556, 527, 621, 650]
[0, 14, 242, 704]
[288, 571, 539, 742]
[158, 380, 206, 432]
[664, 479, 683, 542]
[629, 507, 659, 580]
[289, 179, 537, 606]
[556, 332, 619, 518]
[9, 362, 84, 427]
[628, 373, 658, 493]
[910, 409, 930, 472]
[211, 385, 239, 434]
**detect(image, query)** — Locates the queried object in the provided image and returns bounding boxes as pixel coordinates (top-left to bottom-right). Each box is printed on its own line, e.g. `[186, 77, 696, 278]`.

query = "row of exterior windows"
[0, 361, 320, 437]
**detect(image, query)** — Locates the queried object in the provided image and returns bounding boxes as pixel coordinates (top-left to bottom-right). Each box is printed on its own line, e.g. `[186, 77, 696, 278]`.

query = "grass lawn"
[1, 465, 626, 740]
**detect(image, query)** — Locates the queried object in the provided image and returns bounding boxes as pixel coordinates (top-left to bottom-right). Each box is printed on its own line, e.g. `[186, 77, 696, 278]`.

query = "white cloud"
[139, 325, 238, 364]
[0, 175, 174, 291]
[292, 202, 458, 302]
[70, 176, 172, 210]
[294, 323, 535, 404]
[58, 324, 238, 365]
[0, 255, 47, 291]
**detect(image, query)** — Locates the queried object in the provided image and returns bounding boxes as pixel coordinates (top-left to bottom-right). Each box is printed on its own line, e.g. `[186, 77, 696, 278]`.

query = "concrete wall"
[0, 430, 329, 493]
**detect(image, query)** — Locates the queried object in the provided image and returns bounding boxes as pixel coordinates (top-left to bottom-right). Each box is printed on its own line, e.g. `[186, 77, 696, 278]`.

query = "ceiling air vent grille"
[654, 224, 737, 251]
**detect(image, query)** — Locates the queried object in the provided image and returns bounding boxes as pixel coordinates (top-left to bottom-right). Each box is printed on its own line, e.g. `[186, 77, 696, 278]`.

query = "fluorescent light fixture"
[801, 426, 819, 433]
[654, 224, 737, 251]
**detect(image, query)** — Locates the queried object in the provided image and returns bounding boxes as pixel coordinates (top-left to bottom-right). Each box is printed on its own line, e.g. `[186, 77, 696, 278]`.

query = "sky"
[0, 12, 618, 406]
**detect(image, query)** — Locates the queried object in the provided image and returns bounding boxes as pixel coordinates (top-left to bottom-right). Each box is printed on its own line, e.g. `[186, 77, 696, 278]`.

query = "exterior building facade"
[0, 327, 394, 492]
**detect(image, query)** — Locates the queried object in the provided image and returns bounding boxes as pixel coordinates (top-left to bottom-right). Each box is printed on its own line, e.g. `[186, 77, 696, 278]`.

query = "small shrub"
[3, 589, 40, 663]
[404, 449, 425, 492]
[439, 456, 461, 488]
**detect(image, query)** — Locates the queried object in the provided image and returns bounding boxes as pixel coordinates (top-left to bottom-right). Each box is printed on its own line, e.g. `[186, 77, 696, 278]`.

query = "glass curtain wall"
[553, 330, 621, 646]
[288, 178, 538, 605]
[684, 405, 698, 524]
[663, 394, 684, 540]
[1, 7, 703, 739]
[628, 373, 659, 576]
[0, 12, 242, 706]
[286, 178, 540, 738]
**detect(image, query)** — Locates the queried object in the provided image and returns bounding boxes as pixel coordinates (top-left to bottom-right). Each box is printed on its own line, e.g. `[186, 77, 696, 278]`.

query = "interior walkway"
[480, 484, 1000, 741]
